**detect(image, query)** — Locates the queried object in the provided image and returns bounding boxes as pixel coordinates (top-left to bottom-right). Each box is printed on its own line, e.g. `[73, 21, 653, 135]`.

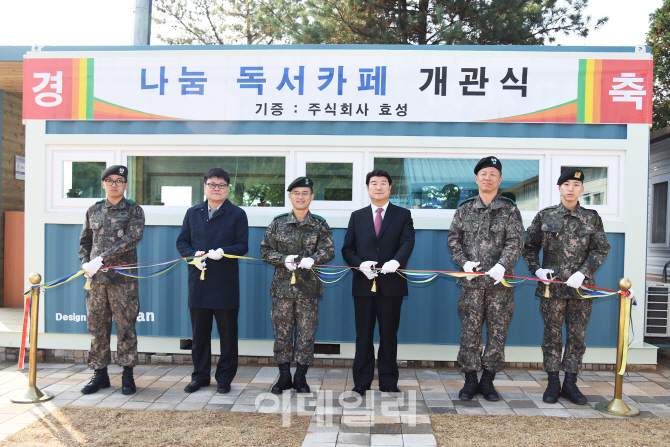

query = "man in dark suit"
[342, 170, 415, 395]
[176, 168, 249, 394]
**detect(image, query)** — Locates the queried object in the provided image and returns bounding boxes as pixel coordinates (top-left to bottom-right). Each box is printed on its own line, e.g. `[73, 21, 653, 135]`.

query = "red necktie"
[375, 207, 383, 237]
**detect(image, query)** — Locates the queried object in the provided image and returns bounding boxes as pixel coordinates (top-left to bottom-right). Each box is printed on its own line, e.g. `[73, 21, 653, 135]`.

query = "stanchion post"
[595, 278, 639, 417]
[11, 273, 54, 404]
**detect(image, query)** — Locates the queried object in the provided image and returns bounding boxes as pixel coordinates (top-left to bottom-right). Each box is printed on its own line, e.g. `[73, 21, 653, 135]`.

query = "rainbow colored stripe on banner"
[577, 59, 603, 123]
[72, 58, 94, 120]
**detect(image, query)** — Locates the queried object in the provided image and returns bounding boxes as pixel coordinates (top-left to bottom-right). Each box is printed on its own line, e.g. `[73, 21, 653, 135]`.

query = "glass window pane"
[127, 156, 285, 207]
[374, 158, 539, 210]
[63, 161, 106, 198]
[652, 181, 668, 244]
[306, 162, 353, 201]
[561, 166, 607, 205]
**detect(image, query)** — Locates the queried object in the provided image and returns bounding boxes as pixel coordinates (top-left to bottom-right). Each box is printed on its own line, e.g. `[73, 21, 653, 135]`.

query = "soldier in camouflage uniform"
[523, 168, 610, 405]
[78, 165, 145, 395]
[447, 156, 524, 402]
[260, 177, 335, 394]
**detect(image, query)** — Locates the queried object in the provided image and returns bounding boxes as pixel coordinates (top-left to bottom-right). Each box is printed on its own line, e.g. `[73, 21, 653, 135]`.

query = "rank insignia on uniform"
[118, 229, 124, 237]
[119, 168, 125, 174]
[492, 158, 497, 164]
[575, 172, 581, 178]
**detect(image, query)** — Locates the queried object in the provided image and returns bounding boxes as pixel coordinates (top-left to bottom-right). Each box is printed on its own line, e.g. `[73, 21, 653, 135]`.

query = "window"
[374, 158, 540, 210]
[63, 161, 105, 199]
[306, 163, 353, 201]
[651, 180, 669, 245]
[127, 156, 285, 207]
[561, 166, 608, 205]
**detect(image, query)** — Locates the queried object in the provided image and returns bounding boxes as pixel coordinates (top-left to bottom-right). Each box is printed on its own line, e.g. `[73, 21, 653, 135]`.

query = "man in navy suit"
[342, 170, 415, 395]
[177, 168, 249, 394]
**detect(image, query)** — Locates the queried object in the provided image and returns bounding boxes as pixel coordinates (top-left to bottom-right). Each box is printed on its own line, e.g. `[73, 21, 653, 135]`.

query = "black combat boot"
[81, 367, 110, 394]
[122, 366, 136, 395]
[478, 369, 500, 401]
[271, 363, 293, 394]
[458, 371, 479, 401]
[560, 372, 587, 405]
[543, 371, 561, 404]
[293, 363, 311, 393]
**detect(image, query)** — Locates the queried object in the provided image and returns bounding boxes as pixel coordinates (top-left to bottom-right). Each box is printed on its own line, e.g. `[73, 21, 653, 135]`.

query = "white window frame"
[295, 151, 365, 211]
[370, 152, 545, 220]
[120, 147, 291, 216]
[550, 155, 621, 219]
[48, 149, 117, 211]
[649, 173, 670, 248]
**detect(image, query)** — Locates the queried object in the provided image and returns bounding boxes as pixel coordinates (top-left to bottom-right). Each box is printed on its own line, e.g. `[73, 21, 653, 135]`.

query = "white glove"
[84, 256, 103, 277]
[194, 250, 205, 257]
[285, 255, 298, 271]
[195, 260, 207, 272]
[380, 260, 400, 274]
[207, 248, 224, 260]
[464, 261, 480, 281]
[359, 261, 378, 280]
[566, 271, 585, 289]
[627, 288, 635, 298]
[535, 268, 554, 285]
[298, 257, 315, 269]
[486, 263, 506, 285]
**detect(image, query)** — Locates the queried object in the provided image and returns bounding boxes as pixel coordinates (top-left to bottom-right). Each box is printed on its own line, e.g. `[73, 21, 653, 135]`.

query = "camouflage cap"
[557, 168, 585, 185]
[287, 176, 314, 191]
[474, 156, 502, 174]
[101, 165, 128, 181]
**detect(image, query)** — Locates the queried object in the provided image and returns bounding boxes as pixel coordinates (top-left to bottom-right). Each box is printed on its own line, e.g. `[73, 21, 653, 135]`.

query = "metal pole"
[596, 278, 639, 417]
[132, 0, 152, 45]
[12, 273, 53, 403]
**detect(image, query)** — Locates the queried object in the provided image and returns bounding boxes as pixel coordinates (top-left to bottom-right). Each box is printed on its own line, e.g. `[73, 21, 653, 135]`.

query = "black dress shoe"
[379, 385, 401, 393]
[217, 383, 231, 394]
[184, 381, 208, 393]
[352, 385, 370, 396]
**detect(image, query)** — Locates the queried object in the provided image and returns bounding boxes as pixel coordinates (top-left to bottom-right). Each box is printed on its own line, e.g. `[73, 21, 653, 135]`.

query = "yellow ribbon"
[618, 290, 634, 375]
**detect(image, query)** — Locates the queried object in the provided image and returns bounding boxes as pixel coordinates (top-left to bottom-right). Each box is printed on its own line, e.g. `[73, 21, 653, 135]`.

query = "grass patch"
[4, 407, 310, 446]
[432, 414, 670, 447]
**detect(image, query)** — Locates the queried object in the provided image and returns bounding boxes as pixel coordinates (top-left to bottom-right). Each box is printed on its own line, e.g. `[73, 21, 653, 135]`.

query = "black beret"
[557, 168, 585, 185]
[101, 165, 128, 181]
[474, 156, 502, 175]
[287, 176, 314, 191]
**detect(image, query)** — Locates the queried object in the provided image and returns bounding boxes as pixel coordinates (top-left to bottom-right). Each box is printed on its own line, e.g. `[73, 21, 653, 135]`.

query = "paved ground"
[1, 359, 670, 446]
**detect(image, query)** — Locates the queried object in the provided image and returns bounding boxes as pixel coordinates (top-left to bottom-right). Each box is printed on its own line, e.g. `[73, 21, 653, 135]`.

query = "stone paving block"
[477, 399, 510, 408]
[513, 408, 543, 416]
[401, 423, 434, 434]
[339, 422, 371, 433]
[508, 400, 538, 409]
[567, 409, 603, 418]
[370, 434, 404, 446]
[541, 408, 572, 417]
[121, 402, 151, 410]
[204, 404, 233, 412]
[96, 400, 124, 408]
[484, 408, 516, 415]
[303, 432, 338, 443]
[370, 424, 401, 434]
[452, 400, 482, 408]
[403, 434, 437, 446]
[454, 407, 486, 415]
[175, 402, 207, 411]
[500, 392, 530, 400]
[337, 432, 370, 444]
[308, 422, 340, 433]
[147, 402, 179, 410]
[230, 403, 257, 413]
[0, 422, 29, 435]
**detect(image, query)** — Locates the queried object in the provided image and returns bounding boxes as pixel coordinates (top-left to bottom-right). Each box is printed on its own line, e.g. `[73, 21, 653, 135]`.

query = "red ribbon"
[18, 293, 30, 370]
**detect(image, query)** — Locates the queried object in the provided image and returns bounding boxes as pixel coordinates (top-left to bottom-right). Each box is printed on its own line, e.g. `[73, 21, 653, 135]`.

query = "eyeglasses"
[289, 191, 311, 197]
[103, 179, 126, 186]
[206, 183, 228, 190]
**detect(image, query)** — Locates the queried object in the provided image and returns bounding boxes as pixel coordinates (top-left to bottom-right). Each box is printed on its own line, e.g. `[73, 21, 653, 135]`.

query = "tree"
[292, 0, 607, 45]
[153, 0, 303, 45]
[154, 0, 607, 46]
[647, 0, 670, 131]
